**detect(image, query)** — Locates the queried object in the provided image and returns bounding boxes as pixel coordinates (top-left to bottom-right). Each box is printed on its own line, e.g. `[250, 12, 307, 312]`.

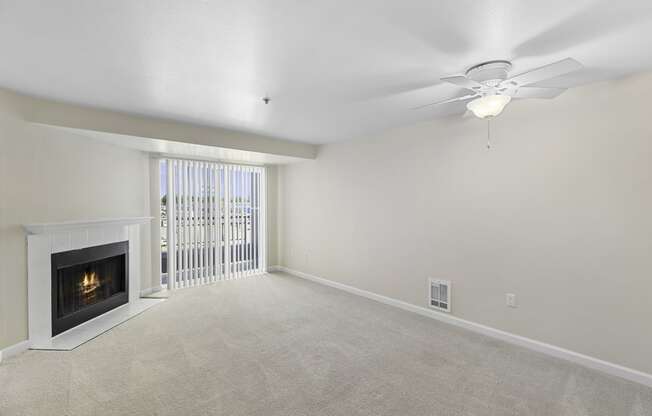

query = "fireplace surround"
[51, 241, 129, 336]
[24, 217, 163, 350]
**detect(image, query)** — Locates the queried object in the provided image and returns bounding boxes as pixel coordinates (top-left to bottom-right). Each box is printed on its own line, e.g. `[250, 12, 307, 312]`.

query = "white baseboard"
[0, 340, 31, 363]
[275, 266, 652, 388]
[267, 265, 282, 273]
[140, 285, 163, 297]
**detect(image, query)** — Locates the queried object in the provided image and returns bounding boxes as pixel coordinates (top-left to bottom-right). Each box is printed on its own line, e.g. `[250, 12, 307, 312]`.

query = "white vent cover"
[429, 279, 451, 312]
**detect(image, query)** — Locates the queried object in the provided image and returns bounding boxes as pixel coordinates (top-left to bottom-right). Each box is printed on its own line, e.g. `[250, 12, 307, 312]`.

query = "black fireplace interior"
[51, 241, 129, 336]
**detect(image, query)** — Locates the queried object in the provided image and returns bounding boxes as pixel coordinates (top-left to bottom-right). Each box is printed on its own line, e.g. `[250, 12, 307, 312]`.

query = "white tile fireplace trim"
[24, 217, 153, 350]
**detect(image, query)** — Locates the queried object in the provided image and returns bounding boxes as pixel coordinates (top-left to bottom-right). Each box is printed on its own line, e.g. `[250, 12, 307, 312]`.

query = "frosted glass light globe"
[467, 95, 511, 118]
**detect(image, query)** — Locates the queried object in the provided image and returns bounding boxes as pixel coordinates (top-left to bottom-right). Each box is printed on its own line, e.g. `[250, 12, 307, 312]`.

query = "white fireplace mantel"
[24, 217, 152, 235]
[24, 216, 162, 350]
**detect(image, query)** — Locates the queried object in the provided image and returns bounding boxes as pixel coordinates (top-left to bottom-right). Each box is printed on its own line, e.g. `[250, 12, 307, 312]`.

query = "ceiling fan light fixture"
[467, 94, 511, 119]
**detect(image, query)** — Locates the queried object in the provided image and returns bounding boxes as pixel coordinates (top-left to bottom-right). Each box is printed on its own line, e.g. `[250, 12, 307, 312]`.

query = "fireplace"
[51, 241, 129, 336]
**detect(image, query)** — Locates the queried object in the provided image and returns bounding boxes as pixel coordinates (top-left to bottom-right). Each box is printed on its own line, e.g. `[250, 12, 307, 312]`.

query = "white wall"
[278, 73, 652, 374]
[0, 92, 152, 350]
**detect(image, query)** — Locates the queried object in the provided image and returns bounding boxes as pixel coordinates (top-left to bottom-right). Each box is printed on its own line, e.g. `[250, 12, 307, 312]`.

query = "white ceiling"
[2, 0, 652, 144]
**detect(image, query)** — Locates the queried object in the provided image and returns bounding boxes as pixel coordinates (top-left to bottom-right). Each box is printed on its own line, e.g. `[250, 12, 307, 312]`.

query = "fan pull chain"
[486, 118, 491, 149]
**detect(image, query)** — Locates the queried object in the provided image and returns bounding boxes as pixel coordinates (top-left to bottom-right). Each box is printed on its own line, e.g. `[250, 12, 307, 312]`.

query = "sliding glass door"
[162, 159, 266, 289]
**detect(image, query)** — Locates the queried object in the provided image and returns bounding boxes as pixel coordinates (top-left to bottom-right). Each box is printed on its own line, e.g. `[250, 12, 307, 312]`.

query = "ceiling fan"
[414, 58, 583, 119]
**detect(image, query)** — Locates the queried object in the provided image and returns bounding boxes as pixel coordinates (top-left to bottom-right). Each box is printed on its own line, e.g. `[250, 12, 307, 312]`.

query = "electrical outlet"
[506, 293, 517, 308]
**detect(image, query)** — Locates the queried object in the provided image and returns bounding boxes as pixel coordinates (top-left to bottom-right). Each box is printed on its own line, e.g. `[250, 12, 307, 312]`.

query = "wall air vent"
[429, 279, 451, 313]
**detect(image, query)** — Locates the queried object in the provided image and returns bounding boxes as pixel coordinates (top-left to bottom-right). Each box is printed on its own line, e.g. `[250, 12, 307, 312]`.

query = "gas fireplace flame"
[82, 271, 97, 286]
[80, 271, 101, 297]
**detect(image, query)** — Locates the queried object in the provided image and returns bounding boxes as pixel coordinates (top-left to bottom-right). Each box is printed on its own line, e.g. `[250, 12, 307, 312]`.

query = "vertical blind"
[165, 159, 266, 289]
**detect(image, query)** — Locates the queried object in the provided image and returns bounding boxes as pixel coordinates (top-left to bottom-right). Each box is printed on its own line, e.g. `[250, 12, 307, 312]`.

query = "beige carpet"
[1, 272, 651, 415]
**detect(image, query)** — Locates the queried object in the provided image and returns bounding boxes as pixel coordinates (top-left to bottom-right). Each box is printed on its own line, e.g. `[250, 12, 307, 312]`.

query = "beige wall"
[266, 165, 279, 267]
[0, 97, 152, 350]
[149, 157, 163, 292]
[278, 73, 652, 374]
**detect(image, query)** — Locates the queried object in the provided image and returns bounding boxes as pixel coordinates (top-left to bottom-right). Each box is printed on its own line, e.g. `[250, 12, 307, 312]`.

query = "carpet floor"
[1, 272, 651, 415]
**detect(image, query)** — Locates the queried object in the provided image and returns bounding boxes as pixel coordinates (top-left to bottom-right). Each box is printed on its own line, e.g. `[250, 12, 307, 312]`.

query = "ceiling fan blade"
[441, 75, 483, 91]
[411, 93, 478, 110]
[505, 58, 582, 87]
[512, 87, 566, 99]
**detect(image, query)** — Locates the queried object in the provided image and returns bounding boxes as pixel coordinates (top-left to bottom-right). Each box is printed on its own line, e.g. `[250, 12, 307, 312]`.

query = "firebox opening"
[51, 241, 129, 336]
